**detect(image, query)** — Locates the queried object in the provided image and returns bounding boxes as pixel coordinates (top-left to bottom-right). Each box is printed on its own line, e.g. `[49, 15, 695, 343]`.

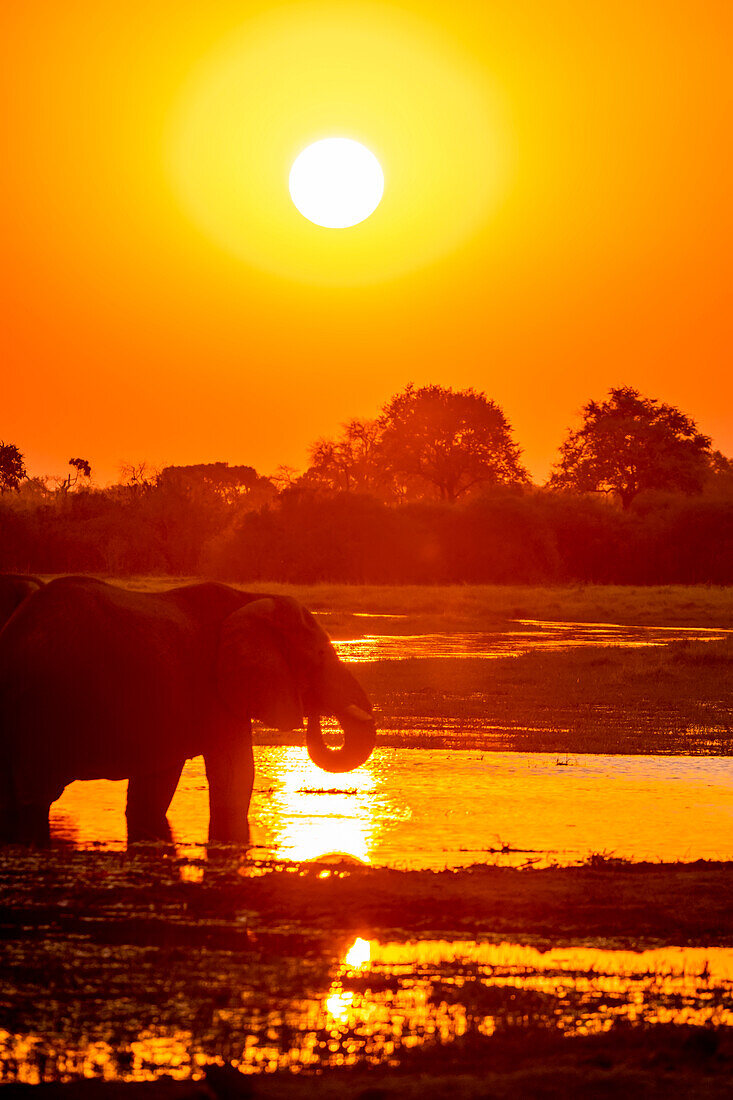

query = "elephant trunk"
[306, 708, 376, 774]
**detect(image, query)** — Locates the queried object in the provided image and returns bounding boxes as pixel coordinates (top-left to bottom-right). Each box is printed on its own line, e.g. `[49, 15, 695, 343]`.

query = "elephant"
[0, 574, 44, 632]
[0, 577, 376, 845]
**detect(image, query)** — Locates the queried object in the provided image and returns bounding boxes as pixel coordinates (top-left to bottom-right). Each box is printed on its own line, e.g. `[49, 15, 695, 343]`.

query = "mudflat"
[1, 850, 732, 1093]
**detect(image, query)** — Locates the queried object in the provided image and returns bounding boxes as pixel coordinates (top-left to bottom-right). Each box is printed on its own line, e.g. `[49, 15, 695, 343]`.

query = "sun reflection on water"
[2, 937, 732, 1083]
[326, 937, 372, 1024]
[345, 937, 372, 969]
[252, 745, 378, 863]
[315, 937, 733, 1071]
[50, 746, 733, 869]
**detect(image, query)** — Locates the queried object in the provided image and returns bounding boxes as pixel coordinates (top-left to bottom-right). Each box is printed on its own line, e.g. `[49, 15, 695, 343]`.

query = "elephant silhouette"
[0, 577, 376, 845]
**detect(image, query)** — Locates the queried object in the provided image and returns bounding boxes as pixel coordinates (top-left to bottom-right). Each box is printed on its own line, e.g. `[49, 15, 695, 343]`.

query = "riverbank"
[4, 849, 731, 946]
[105, 578, 733, 630]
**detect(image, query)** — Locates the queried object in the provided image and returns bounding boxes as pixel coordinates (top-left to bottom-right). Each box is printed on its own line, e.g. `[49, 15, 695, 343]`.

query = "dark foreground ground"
[4, 848, 733, 945]
[2, 1026, 733, 1099]
[1, 849, 732, 1097]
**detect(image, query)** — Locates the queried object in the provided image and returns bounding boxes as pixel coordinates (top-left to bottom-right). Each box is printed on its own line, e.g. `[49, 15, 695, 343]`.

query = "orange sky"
[2, 0, 732, 485]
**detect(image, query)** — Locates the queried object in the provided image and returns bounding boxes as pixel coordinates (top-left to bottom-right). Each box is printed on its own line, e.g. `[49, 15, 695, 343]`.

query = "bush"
[2, 482, 732, 585]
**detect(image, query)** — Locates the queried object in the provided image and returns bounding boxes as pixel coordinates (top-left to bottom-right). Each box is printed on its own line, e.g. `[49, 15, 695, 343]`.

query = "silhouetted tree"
[14, 476, 52, 505]
[157, 463, 275, 507]
[2, 391, 732, 583]
[120, 461, 157, 491]
[306, 419, 387, 495]
[271, 465, 299, 491]
[0, 442, 26, 493]
[378, 384, 527, 502]
[710, 451, 733, 477]
[56, 457, 92, 494]
[549, 387, 712, 509]
[699, 451, 733, 504]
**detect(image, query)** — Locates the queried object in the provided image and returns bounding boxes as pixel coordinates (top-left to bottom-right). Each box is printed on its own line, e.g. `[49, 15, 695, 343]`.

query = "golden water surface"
[332, 621, 732, 661]
[51, 748, 733, 868]
[2, 934, 732, 1082]
[6, 625, 733, 1082]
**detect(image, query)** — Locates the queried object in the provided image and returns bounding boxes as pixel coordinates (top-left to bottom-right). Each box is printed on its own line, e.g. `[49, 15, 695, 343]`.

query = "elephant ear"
[217, 598, 304, 731]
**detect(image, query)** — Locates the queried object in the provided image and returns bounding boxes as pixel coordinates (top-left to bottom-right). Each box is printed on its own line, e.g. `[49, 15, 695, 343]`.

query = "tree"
[120, 461, 158, 490]
[305, 419, 387, 495]
[270, 465, 300, 491]
[156, 462, 275, 506]
[378, 384, 527, 502]
[702, 451, 733, 502]
[708, 450, 733, 481]
[55, 457, 92, 494]
[0, 441, 26, 493]
[549, 387, 712, 509]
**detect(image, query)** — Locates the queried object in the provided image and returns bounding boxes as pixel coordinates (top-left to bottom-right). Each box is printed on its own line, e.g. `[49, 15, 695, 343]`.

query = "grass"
[50, 576, 733, 629]
[348, 635, 733, 755]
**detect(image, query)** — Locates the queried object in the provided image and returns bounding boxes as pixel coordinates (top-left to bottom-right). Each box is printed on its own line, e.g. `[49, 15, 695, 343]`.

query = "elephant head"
[217, 596, 376, 773]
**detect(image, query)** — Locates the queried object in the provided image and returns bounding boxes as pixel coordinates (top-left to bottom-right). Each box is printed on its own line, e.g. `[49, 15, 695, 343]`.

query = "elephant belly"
[0, 578, 219, 805]
[1, 656, 210, 804]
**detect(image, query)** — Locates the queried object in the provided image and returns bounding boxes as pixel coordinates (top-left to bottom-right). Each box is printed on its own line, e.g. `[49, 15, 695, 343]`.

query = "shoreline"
[3, 851, 733, 947]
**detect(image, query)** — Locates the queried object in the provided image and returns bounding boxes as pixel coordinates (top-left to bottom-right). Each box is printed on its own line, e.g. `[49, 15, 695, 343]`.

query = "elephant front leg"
[204, 729, 254, 845]
[126, 762, 184, 844]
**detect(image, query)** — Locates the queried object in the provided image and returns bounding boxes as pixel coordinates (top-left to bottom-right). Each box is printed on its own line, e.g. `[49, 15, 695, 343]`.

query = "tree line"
[2, 384, 732, 583]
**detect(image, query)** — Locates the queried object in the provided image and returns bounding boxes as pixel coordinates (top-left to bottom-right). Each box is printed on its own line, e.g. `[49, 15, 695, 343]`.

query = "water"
[42, 619, 733, 863]
[2, 933, 731, 1081]
[6, 621, 733, 1083]
[51, 748, 733, 867]
[333, 620, 732, 661]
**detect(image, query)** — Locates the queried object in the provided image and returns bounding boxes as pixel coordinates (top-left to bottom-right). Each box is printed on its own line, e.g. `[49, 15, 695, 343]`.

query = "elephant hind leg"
[126, 762, 184, 844]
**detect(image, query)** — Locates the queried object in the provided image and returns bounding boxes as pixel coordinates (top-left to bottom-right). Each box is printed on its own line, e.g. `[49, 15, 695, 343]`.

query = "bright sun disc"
[289, 138, 384, 229]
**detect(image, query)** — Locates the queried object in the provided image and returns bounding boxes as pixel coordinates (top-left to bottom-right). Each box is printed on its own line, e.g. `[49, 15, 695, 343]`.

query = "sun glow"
[168, 4, 506, 284]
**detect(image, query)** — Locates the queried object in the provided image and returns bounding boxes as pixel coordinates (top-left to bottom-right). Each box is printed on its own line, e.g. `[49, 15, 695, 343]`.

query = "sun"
[168, 5, 507, 282]
[289, 138, 384, 229]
